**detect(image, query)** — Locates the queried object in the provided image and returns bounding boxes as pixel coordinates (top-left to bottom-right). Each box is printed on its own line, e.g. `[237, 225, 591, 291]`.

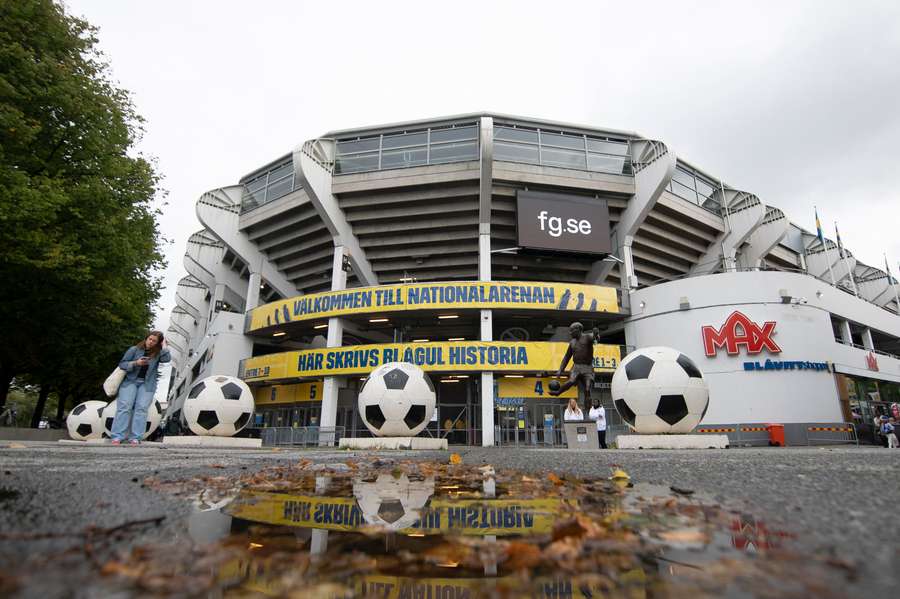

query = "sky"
[64, 0, 900, 329]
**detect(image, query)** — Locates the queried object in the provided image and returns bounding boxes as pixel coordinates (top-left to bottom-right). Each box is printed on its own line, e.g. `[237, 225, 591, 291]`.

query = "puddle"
[3, 460, 855, 598]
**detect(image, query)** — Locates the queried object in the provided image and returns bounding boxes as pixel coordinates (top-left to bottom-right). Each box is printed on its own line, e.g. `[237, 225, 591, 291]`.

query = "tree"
[0, 1, 165, 423]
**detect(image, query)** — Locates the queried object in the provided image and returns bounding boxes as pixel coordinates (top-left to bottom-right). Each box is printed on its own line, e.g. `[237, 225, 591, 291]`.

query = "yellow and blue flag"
[815, 208, 824, 244]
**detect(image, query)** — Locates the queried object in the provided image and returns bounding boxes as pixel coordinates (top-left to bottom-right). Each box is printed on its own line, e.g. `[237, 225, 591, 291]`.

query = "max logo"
[866, 352, 879, 371]
[702, 311, 781, 357]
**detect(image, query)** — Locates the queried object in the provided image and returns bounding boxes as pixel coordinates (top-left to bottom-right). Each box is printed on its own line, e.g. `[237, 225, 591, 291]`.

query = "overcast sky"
[64, 0, 900, 329]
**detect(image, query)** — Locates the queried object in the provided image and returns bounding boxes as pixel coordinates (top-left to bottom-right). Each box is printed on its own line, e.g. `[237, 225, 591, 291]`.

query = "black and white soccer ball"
[611, 346, 709, 434]
[101, 398, 163, 439]
[358, 362, 436, 437]
[66, 400, 107, 440]
[183, 375, 255, 436]
[353, 473, 435, 530]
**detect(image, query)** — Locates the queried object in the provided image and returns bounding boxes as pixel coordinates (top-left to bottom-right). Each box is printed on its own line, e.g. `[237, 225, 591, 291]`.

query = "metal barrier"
[806, 423, 858, 446]
[260, 426, 345, 447]
[694, 422, 860, 447]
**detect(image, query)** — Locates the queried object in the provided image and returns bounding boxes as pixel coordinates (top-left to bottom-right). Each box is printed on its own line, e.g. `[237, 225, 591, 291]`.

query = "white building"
[164, 113, 900, 445]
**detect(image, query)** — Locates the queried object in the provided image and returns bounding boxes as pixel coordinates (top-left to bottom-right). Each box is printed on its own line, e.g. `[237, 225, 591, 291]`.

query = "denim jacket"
[118, 346, 171, 394]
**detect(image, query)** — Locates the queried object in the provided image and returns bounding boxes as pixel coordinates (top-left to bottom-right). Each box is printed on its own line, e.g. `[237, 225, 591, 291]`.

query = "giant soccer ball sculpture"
[183, 375, 254, 436]
[353, 473, 435, 530]
[101, 398, 163, 440]
[358, 362, 436, 437]
[611, 346, 709, 434]
[66, 400, 107, 440]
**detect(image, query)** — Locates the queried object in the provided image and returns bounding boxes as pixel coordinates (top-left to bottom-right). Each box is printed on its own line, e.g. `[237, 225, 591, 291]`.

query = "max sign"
[702, 311, 781, 357]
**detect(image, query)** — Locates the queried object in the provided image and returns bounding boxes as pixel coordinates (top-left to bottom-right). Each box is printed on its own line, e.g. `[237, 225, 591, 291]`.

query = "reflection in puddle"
[158, 462, 845, 598]
[0, 460, 853, 598]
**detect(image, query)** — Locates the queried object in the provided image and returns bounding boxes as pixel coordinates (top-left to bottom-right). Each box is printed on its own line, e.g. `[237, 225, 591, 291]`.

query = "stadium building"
[163, 113, 900, 446]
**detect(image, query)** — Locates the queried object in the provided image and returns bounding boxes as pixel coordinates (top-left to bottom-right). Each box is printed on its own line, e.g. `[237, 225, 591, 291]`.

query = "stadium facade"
[163, 113, 900, 445]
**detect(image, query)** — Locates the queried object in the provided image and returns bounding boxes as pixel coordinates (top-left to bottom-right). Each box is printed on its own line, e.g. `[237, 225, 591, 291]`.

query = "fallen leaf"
[7, 443, 26, 449]
[547, 472, 563, 485]
[670, 485, 694, 496]
[658, 528, 709, 544]
[449, 453, 462, 465]
[610, 468, 630, 481]
[503, 542, 542, 570]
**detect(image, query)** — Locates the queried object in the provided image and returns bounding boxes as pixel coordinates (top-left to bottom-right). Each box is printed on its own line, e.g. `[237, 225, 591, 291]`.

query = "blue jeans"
[111, 380, 153, 441]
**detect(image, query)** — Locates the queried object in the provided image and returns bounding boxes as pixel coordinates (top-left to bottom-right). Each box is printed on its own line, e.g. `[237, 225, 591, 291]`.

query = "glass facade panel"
[430, 125, 477, 143]
[265, 174, 293, 201]
[335, 152, 379, 174]
[671, 167, 696, 189]
[493, 123, 632, 176]
[429, 140, 478, 164]
[334, 122, 479, 175]
[380, 146, 428, 169]
[240, 159, 301, 213]
[382, 131, 428, 149]
[494, 140, 540, 163]
[695, 179, 715, 200]
[337, 138, 380, 154]
[540, 146, 587, 169]
[586, 139, 629, 155]
[588, 153, 628, 174]
[494, 126, 539, 144]
[267, 162, 293, 182]
[670, 180, 698, 203]
[540, 131, 584, 150]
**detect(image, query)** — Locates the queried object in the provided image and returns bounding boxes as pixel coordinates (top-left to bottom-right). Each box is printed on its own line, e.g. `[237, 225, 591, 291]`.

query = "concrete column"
[839, 319, 853, 345]
[209, 283, 226, 323]
[862, 328, 875, 351]
[245, 271, 262, 311]
[311, 476, 330, 554]
[319, 246, 346, 445]
[479, 234, 495, 447]
[477, 117, 496, 449]
[618, 236, 637, 311]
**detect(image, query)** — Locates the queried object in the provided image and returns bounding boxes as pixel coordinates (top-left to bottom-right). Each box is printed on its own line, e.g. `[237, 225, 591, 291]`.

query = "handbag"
[103, 367, 127, 397]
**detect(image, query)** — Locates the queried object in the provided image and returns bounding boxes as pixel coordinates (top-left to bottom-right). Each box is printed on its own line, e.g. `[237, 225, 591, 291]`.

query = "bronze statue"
[548, 322, 599, 413]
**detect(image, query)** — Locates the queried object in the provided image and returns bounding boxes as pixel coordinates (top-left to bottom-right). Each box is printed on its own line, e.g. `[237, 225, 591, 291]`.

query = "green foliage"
[0, 1, 165, 415]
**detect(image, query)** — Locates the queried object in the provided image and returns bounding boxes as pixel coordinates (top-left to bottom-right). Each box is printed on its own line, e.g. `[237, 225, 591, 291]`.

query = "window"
[493, 124, 632, 176]
[667, 164, 722, 215]
[240, 159, 301, 213]
[335, 123, 479, 174]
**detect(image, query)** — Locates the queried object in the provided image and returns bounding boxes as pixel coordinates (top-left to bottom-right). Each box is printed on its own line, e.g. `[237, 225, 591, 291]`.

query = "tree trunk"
[30, 385, 51, 429]
[0, 363, 13, 409]
[55, 389, 70, 423]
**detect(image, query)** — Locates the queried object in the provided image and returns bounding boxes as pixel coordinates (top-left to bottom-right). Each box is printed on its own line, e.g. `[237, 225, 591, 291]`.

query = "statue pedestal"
[339, 437, 448, 450]
[615, 434, 729, 449]
[163, 436, 262, 448]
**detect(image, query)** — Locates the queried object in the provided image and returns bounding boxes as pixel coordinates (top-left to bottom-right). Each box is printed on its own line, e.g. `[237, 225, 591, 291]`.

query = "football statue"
[101, 398, 163, 440]
[611, 347, 709, 434]
[358, 362, 436, 437]
[353, 473, 435, 530]
[183, 375, 254, 436]
[66, 400, 107, 440]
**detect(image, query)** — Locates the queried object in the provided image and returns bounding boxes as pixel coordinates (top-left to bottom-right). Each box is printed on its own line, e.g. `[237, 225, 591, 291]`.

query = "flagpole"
[885, 254, 900, 312]
[816, 207, 836, 285]
[835, 222, 858, 296]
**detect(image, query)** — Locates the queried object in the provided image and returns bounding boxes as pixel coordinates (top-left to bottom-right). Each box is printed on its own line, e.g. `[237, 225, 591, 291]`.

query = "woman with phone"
[110, 331, 170, 445]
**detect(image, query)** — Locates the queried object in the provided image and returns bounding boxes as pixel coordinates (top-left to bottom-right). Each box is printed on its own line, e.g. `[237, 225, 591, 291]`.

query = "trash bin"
[766, 423, 785, 447]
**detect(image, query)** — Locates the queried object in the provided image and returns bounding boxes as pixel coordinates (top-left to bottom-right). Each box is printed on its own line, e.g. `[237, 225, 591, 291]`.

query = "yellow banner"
[254, 382, 322, 405]
[227, 491, 573, 536]
[498, 376, 577, 399]
[242, 341, 621, 382]
[249, 281, 618, 331]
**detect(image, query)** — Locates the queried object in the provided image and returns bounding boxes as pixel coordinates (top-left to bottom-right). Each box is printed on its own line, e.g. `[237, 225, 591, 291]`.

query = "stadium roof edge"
[321, 112, 643, 141]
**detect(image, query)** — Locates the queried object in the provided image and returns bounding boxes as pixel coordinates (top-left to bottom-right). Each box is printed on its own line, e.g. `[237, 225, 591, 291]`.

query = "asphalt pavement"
[0, 442, 897, 597]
